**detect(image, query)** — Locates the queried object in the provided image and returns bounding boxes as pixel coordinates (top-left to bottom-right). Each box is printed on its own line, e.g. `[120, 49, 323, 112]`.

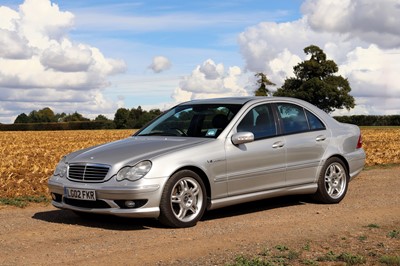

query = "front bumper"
[48, 176, 163, 218]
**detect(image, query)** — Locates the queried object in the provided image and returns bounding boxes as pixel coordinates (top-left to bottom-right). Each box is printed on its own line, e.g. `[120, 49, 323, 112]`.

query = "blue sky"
[0, 0, 399, 123]
[59, 0, 302, 107]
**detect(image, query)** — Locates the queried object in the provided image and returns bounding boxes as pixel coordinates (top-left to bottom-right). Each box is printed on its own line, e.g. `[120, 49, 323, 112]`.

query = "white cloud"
[237, 0, 400, 115]
[0, 0, 126, 123]
[303, 0, 400, 49]
[40, 42, 93, 72]
[173, 59, 249, 102]
[149, 56, 171, 73]
[0, 29, 33, 59]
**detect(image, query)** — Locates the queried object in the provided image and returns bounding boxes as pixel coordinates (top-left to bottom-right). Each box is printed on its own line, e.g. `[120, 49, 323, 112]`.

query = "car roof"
[179, 96, 313, 106]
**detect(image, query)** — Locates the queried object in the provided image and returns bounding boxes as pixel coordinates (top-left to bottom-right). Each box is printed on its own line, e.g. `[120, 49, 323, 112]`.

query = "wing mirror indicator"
[231, 132, 254, 145]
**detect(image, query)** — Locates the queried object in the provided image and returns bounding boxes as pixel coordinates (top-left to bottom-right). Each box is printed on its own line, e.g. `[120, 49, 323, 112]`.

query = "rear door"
[275, 102, 329, 186]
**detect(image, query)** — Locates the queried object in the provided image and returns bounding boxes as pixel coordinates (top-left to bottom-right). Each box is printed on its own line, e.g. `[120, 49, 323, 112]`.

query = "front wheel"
[314, 157, 349, 204]
[159, 170, 207, 228]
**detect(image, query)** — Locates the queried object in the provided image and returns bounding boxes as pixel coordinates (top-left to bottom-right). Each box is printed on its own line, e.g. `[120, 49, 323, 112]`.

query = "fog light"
[125, 200, 136, 208]
[51, 193, 56, 200]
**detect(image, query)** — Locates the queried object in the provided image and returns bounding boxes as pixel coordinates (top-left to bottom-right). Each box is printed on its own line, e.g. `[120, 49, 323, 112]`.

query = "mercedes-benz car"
[48, 97, 365, 228]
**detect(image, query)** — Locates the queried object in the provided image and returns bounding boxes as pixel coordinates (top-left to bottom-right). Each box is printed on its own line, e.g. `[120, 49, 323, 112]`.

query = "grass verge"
[227, 223, 400, 266]
[0, 195, 50, 207]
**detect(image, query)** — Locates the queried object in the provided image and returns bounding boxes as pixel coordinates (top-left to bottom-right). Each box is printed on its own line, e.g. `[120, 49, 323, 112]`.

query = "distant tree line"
[334, 115, 400, 126]
[0, 106, 162, 131]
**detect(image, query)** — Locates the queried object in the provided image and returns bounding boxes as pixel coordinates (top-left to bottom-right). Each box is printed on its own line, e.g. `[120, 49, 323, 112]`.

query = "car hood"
[65, 136, 211, 166]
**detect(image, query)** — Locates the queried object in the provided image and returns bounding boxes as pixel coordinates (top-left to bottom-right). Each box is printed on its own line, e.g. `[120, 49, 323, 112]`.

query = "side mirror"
[231, 132, 254, 145]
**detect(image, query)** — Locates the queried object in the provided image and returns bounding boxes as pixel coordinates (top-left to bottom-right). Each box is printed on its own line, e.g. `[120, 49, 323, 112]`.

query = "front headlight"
[116, 160, 152, 182]
[54, 157, 68, 178]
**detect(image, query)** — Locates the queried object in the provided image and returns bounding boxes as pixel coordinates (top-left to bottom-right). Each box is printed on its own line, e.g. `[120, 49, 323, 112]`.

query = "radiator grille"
[68, 163, 110, 182]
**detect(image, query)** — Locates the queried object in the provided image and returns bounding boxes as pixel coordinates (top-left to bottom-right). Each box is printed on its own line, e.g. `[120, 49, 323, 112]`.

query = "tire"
[159, 170, 207, 228]
[314, 157, 349, 204]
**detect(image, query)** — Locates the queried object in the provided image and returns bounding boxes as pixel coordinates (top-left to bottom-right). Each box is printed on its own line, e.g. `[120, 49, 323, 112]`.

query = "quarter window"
[305, 110, 325, 130]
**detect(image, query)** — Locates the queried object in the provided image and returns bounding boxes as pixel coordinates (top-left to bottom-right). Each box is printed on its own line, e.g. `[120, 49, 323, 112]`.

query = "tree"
[254, 73, 275, 96]
[14, 113, 30, 123]
[94, 114, 111, 121]
[37, 107, 56, 122]
[273, 45, 355, 113]
[63, 112, 90, 122]
[114, 108, 131, 129]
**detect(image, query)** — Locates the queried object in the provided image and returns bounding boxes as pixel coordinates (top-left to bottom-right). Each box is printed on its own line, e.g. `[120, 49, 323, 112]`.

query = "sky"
[0, 0, 399, 124]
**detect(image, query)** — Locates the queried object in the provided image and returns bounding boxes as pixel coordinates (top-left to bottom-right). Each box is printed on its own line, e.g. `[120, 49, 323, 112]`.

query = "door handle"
[272, 141, 285, 149]
[316, 135, 326, 142]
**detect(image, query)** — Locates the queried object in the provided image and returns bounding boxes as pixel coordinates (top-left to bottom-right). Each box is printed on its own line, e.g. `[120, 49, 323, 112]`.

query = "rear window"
[276, 103, 309, 134]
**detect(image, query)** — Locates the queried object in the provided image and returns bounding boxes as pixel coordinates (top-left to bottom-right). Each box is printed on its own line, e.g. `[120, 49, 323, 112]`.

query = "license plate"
[64, 188, 96, 201]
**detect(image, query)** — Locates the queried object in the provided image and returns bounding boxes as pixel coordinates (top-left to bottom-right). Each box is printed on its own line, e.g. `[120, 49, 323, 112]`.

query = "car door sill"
[208, 183, 317, 210]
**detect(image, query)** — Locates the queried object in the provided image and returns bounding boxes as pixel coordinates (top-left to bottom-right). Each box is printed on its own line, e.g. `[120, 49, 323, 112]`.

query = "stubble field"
[0, 127, 399, 198]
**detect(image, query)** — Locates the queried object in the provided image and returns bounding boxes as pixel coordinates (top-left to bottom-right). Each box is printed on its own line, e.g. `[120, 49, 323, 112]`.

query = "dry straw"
[0, 128, 398, 198]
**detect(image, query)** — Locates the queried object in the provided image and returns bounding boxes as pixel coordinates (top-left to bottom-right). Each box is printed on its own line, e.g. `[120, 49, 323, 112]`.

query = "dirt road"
[1, 167, 399, 265]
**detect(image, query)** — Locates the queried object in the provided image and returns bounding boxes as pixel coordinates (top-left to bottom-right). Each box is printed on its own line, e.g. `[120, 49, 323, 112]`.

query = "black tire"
[159, 170, 207, 228]
[314, 157, 349, 204]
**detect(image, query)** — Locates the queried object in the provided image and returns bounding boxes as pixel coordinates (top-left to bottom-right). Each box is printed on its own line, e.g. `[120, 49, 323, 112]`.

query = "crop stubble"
[0, 127, 398, 198]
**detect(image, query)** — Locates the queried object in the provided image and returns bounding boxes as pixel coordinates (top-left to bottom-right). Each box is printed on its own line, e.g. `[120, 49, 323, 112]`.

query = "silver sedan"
[48, 97, 366, 227]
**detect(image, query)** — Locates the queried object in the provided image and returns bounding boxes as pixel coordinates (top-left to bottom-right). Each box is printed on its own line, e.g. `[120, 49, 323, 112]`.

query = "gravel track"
[0, 166, 399, 265]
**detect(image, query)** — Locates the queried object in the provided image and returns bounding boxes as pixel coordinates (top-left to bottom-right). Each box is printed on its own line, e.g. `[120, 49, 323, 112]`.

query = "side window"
[305, 110, 326, 130]
[237, 104, 277, 140]
[276, 103, 309, 134]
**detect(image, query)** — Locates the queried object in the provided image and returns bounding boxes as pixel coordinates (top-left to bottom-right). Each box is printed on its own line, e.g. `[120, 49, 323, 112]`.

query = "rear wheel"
[314, 157, 349, 204]
[159, 170, 206, 228]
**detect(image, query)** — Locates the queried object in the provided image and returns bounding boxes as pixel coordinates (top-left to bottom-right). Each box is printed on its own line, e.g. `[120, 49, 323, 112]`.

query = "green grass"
[358, 235, 368, 241]
[0, 195, 50, 207]
[380, 255, 400, 265]
[360, 126, 400, 129]
[366, 223, 380, 228]
[317, 251, 366, 265]
[228, 223, 399, 266]
[363, 163, 400, 171]
[387, 230, 399, 239]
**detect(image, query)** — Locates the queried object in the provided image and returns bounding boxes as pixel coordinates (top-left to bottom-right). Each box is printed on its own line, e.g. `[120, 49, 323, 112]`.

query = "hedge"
[0, 121, 116, 131]
[333, 115, 400, 126]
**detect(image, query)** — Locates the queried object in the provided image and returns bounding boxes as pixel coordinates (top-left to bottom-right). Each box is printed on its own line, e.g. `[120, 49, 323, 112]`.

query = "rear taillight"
[356, 134, 363, 149]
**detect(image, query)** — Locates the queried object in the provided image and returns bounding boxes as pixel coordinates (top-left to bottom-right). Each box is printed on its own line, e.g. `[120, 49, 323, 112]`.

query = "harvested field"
[0, 127, 399, 198]
[361, 127, 400, 166]
[0, 130, 133, 198]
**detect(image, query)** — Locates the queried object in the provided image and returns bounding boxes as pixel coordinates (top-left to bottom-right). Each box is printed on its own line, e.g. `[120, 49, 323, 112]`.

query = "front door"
[225, 103, 286, 196]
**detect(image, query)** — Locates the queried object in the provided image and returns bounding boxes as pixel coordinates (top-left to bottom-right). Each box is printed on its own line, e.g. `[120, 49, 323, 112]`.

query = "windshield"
[136, 104, 242, 138]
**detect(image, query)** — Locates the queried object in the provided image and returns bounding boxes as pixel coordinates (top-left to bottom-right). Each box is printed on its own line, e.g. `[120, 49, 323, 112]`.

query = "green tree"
[63, 112, 90, 122]
[55, 112, 67, 122]
[114, 108, 131, 129]
[254, 73, 275, 96]
[274, 45, 355, 113]
[14, 113, 30, 123]
[94, 114, 111, 121]
[37, 107, 56, 122]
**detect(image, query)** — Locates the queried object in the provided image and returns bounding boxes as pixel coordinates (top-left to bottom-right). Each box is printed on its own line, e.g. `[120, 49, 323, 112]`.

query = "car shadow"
[32, 195, 314, 230]
[202, 195, 313, 222]
[32, 209, 160, 231]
